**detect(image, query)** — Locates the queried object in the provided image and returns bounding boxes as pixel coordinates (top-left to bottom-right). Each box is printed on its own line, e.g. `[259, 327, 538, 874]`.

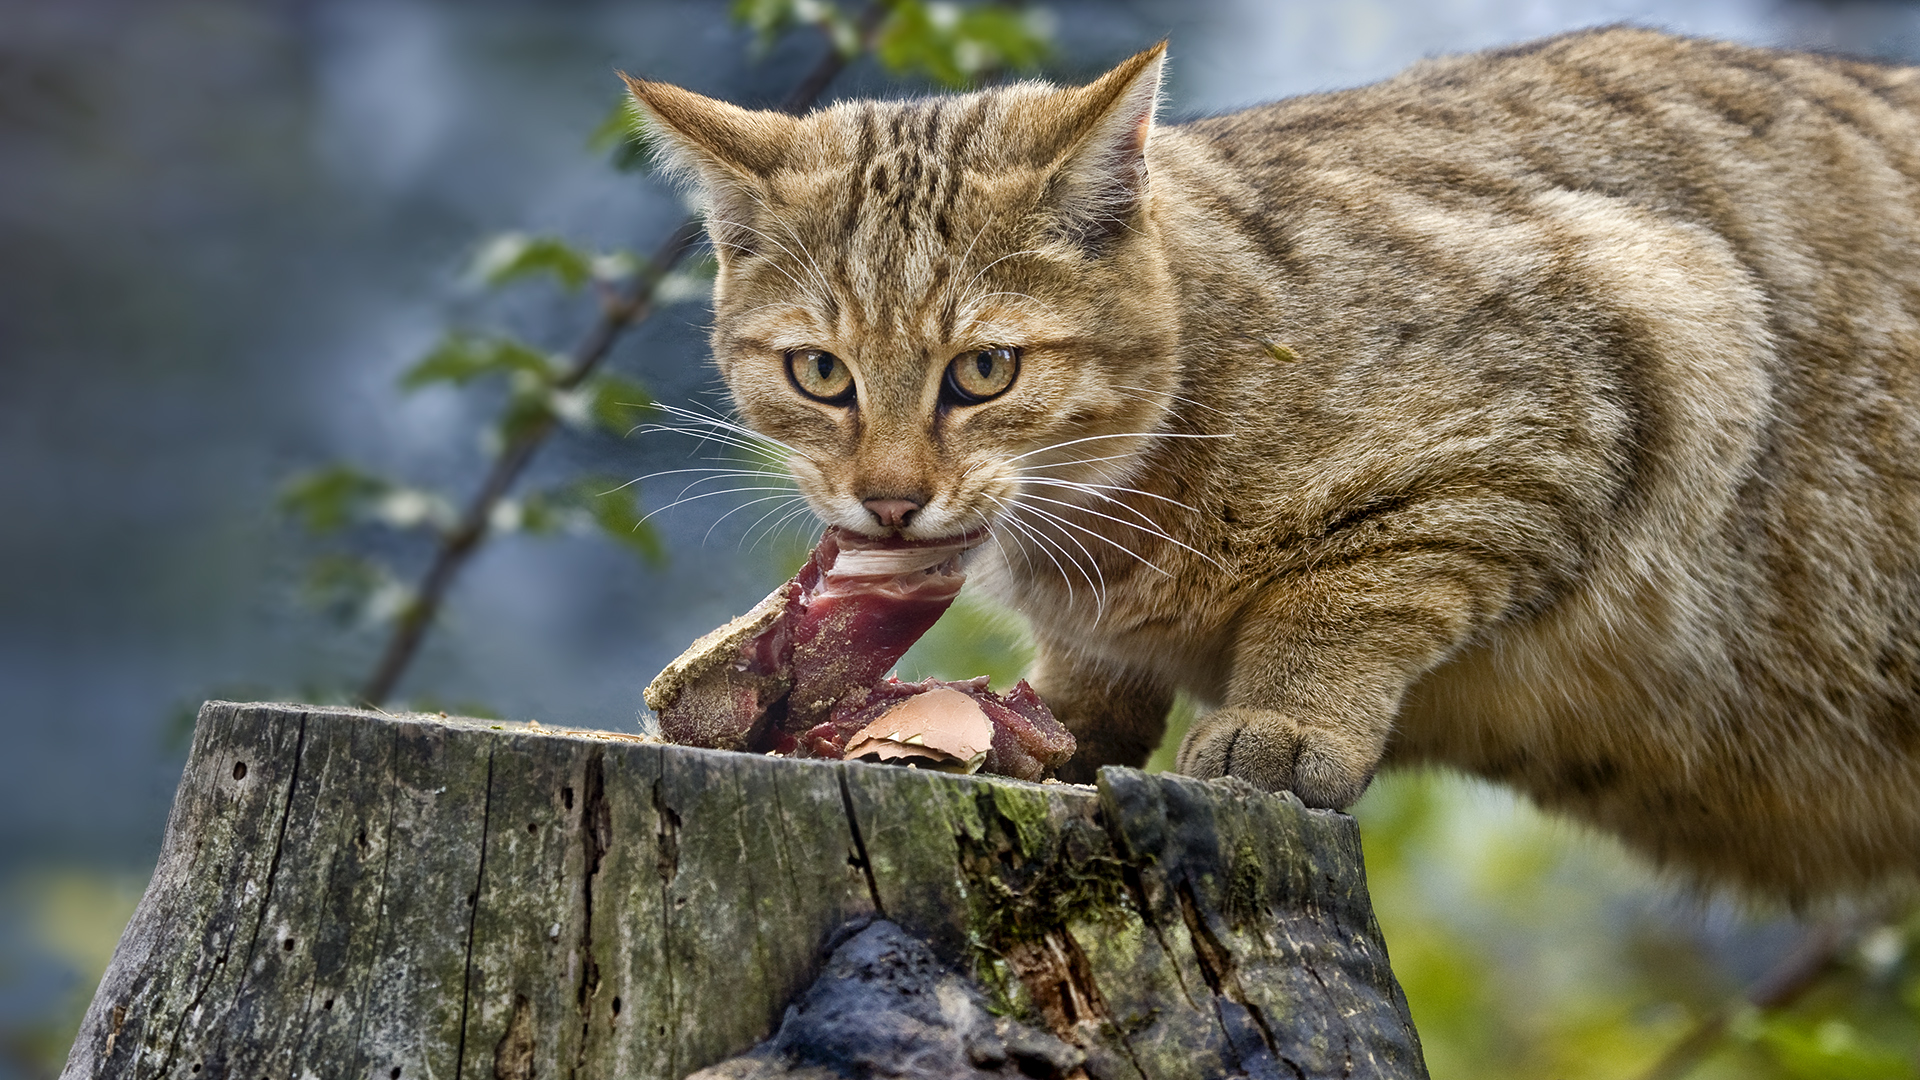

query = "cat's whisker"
[638, 410, 797, 465]
[1015, 479, 1169, 534]
[666, 470, 795, 504]
[621, 466, 790, 490]
[706, 492, 809, 545]
[985, 494, 1088, 614]
[637, 485, 805, 527]
[1019, 488, 1226, 572]
[967, 500, 1034, 581]
[1109, 383, 1232, 417]
[706, 235, 825, 305]
[938, 213, 997, 325]
[994, 495, 1110, 616]
[662, 475, 793, 503]
[969, 507, 1038, 605]
[751, 502, 822, 555]
[1012, 451, 1141, 473]
[1012, 496, 1175, 581]
[1016, 478, 1221, 561]
[739, 495, 809, 553]
[705, 218, 833, 303]
[1004, 430, 1233, 467]
[636, 424, 782, 460]
[1016, 475, 1207, 517]
[634, 414, 768, 448]
[610, 465, 794, 508]
[651, 401, 798, 455]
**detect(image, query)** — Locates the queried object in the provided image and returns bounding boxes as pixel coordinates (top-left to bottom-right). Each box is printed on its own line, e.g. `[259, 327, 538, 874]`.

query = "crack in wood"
[156, 709, 310, 1080]
[571, 750, 609, 1078]
[835, 767, 886, 918]
[451, 748, 498, 1080]
[346, 724, 403, 1080]
[1177, 879, 1297, 1080]
[650, 777, 680, 885]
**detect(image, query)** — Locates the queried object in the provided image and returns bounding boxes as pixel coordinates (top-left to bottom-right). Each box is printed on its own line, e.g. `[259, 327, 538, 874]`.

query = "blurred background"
[7, 0, 1920, 1076]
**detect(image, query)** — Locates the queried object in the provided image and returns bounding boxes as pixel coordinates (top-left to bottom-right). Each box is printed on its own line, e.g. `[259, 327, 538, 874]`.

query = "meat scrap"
[644, 527, 1075, 781]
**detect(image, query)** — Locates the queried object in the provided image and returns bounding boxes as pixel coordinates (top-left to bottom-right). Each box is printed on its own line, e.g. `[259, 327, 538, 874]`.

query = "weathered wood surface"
[64, 701, 1427, 1080]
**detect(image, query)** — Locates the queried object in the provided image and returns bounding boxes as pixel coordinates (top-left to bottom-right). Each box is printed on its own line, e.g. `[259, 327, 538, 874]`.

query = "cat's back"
[1172, 26, 1920, 267]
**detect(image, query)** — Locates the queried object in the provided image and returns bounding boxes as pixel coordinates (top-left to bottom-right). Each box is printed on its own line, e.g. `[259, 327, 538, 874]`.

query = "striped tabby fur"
[626, 27, 1920, 898]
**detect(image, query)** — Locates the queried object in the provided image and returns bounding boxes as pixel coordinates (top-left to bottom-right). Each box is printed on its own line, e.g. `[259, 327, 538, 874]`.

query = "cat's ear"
[1037, 42, 1166, 252]
[619, 74, 797, 263]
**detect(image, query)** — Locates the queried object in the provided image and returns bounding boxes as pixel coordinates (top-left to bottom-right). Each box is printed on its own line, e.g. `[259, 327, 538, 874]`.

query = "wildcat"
[624, 26, 1920, 901]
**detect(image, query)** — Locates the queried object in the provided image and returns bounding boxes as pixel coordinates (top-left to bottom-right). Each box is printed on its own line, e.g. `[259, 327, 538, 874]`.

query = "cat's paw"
[1175, 707, 1375, 809]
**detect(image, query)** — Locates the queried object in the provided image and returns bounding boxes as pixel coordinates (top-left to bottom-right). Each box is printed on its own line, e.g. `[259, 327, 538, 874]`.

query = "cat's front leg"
[1028, 646, 1174, 785]
[1177, 559, 1498, 808]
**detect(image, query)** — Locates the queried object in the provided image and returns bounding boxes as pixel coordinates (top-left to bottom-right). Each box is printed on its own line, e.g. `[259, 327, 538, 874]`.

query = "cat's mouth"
[836, 525, 991, 560]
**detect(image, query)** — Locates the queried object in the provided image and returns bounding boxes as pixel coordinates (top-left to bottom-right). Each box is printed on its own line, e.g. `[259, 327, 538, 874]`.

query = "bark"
[63, 702, 1427, 1080]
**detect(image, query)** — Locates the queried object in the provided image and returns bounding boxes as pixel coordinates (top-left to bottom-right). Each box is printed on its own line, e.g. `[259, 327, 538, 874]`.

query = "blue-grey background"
[6, 0, 1918, 1075]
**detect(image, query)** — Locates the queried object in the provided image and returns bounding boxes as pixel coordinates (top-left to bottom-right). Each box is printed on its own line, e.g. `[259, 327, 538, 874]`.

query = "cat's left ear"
[1039, 42, 1166, 251]
[618, 74, 799, 264]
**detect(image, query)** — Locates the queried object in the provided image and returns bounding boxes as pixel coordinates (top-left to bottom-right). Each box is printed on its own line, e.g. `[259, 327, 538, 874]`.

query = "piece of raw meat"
[643, 527, 1076, 780]
[645, 527, 973, 751]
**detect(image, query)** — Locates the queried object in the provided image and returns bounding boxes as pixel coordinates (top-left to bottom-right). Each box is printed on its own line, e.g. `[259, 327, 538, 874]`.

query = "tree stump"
[62, 702, 1427, 1080]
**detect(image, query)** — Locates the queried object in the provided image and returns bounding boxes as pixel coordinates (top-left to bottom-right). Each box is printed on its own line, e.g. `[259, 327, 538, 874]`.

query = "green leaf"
[876, 1, 1051, 87]
[280, 465, 393, 533]
[588, 480, 667, 566]
[519, 476, 667, 566]
[300, 553, 414, 628]
[893, 592, 1034, 690]
[279, 465, 456, 535]
[469, 233, 595, 291]
[402, 333, 559, 391]
[587, 373, 654, 436]
[498, 375, 559, 444]
[731, 0, 810, 46]
[588, 96, 660, 173]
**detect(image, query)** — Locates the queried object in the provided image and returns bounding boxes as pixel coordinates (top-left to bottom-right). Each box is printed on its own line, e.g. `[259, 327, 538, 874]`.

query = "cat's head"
[625, 46, 1182, 543]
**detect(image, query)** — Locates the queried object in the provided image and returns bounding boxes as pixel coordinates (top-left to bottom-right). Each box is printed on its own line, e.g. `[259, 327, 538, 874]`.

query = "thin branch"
[356, 5, 888, 706]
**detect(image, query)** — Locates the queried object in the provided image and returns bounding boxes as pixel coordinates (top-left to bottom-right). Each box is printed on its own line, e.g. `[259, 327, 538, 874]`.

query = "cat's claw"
[1175, 707, 1375, 810]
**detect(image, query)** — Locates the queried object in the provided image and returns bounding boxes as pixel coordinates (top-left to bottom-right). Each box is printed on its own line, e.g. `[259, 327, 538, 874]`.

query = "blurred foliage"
[895, 592, 1036, 689]
[275, 233, 681, 658]
[1345, 770, 1920, 1079]
[731, 0, 1050, 79]
[875, 1, 1052, 85]
[2, 871, 145, 1079]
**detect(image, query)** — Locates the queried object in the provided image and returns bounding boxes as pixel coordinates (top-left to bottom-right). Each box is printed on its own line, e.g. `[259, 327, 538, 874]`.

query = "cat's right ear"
[1033, 42, 1167, 253]
[619, 74, 797, 264]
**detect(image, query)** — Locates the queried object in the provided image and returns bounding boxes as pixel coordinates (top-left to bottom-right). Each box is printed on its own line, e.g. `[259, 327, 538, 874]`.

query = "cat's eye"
[787, 348, 855, 405]
[944, 346, 1020, 404]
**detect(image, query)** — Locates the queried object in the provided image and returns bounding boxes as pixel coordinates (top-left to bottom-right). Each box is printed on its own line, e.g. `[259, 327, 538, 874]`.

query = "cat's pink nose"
[862, 497, 922, 528]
